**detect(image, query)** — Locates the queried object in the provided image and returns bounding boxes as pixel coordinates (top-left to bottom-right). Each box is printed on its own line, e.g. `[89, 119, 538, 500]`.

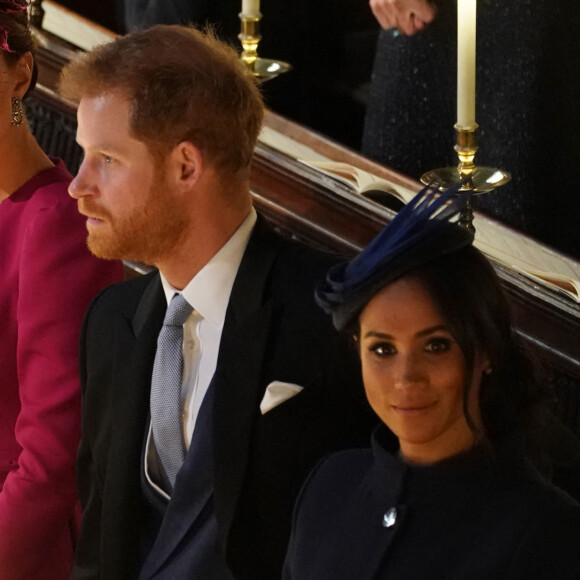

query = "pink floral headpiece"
[0, 1, 27, 14]
[0, 26, 13, 52]
[0, 1, 27, 53]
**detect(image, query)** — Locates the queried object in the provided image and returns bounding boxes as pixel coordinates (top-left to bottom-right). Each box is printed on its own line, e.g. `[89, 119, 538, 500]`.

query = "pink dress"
[0, 159, 124, 579]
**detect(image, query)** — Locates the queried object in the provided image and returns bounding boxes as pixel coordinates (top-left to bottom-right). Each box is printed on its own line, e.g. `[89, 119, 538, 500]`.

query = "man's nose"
[68, 161, 96, 200]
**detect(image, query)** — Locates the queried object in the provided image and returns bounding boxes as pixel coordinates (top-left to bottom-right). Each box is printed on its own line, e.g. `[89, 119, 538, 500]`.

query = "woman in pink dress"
[0, 2, 123, 577]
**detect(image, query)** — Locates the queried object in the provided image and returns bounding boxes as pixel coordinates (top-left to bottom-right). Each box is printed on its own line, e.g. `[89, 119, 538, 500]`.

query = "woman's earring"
[483, 367, 493, 376]
[11, 97, 23, 127]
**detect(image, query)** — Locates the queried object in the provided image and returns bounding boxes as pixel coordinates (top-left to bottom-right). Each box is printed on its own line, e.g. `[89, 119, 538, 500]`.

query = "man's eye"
[103, 155, 113, 164]
[425, 338, 452, 353]
[369, 342, 396, 357]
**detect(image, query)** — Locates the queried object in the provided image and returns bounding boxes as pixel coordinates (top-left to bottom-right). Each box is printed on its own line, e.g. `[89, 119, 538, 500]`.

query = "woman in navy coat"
[283, 185, 580, 579]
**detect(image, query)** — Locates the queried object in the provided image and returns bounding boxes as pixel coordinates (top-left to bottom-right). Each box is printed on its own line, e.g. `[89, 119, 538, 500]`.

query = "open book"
[299, 160, 413, 211]
[258, 126, 580, 303]
[259, 127, 417, 211]
[473, 216, 580, 303]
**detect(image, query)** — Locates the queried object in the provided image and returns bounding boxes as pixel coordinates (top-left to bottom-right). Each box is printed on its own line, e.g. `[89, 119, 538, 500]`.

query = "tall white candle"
[242, 0, 260, 17]
[457, 0, 476, 128]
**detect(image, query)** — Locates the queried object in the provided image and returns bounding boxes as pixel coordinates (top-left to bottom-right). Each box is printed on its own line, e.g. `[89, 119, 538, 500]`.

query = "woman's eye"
[425, 337, 452, 353]
[103, 155, 113, 164]
[369, 342, 396, 357]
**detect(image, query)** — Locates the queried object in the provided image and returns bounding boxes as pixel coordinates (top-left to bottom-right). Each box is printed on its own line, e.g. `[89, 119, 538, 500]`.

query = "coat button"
[382, 507, 398, 528]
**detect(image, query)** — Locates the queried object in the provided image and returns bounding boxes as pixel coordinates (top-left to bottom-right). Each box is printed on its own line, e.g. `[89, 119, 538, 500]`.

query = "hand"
[370, 0, 437, 36]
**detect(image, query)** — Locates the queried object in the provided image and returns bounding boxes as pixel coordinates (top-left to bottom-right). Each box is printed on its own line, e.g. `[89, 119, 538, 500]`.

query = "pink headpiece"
[0, 1, 27, 53]
[0, 27, 12, 52]
[0, 1, 27, 14]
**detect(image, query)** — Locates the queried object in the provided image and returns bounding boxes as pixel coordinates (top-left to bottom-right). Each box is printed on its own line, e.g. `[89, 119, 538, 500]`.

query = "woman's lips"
[392, 403, 436, 415]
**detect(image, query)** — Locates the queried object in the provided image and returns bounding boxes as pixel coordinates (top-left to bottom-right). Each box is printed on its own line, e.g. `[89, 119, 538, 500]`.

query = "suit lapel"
[109, 274, 165, 456]
[103, 275, 166, 571]
[212, 221, 281, 541]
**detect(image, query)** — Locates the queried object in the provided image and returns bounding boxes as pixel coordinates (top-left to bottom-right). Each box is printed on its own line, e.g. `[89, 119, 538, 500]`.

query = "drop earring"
[11, 97, 23, 127]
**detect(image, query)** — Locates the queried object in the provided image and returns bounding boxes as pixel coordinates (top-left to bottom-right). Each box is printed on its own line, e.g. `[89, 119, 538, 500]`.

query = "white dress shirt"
[145, 208, 257, 497]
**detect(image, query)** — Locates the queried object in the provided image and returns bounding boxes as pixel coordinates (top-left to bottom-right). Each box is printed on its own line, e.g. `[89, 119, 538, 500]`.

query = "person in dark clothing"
[284, 184, 580, 579]
[363, 0, 580, 259]
[60, 25, 375, 580]
[123, 0, 375, 148]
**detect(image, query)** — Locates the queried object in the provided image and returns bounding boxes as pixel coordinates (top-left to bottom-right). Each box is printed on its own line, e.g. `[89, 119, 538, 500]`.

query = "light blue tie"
[150, 293, 193, 490]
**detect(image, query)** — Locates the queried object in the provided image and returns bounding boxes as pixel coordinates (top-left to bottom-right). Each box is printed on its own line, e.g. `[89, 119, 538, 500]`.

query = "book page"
[259, 127, 415, 203]
[259, 125, 580, 302]
[474, 215, 580, 301]
[300, 161, 416, 204]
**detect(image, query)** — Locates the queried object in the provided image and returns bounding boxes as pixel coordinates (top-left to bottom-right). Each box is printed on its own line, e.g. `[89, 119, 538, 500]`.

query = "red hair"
[60, 25, 264, 174]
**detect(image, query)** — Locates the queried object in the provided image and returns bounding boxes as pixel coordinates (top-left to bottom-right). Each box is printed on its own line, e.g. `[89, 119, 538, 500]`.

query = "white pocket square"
[260, 381, 304, 415]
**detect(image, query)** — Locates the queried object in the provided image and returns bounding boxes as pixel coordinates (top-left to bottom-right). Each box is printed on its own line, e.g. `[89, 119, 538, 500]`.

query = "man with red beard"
[60, 26, 376, 580]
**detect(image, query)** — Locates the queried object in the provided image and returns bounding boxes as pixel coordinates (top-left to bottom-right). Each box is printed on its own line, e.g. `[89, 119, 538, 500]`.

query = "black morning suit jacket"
[72, 218, 376, 580]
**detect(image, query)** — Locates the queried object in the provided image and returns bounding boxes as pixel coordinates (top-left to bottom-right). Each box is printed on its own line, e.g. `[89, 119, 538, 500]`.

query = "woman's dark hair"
[0, 1, 37, 94]
[401, 245, 546, 450]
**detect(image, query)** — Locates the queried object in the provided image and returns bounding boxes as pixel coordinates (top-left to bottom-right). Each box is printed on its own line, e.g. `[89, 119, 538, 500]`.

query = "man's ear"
[13, 52, 34, 97]
[171, 141, 203, 190]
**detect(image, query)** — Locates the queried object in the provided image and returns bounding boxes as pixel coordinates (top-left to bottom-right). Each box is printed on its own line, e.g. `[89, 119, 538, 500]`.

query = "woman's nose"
[393, 352, 426, 388]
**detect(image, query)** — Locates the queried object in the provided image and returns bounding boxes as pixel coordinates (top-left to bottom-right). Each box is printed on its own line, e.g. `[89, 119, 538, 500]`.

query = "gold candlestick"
[238, 13, 291, 82]
[421, 124, 510, 231]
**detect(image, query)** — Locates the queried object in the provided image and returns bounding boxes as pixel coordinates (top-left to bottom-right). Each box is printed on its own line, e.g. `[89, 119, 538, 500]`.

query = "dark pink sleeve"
[0, 187, 123, 579]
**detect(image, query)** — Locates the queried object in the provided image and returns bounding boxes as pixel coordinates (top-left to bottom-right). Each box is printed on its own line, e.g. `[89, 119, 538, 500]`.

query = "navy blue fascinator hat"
[316, 183, 474, 330]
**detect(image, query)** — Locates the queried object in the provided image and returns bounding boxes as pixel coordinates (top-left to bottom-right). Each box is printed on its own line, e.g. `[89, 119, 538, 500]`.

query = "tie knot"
[164, 293, 193, 327]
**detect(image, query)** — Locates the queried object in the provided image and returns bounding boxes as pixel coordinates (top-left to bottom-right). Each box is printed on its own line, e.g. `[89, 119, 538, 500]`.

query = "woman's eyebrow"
[363, 331, 394, 340]
[416, 324, 449, 338]
[363, 325, 449, 340]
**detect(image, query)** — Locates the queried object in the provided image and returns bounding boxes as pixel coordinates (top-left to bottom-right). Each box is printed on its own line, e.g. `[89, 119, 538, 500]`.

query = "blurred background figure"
[363, 0, 580, 259]
[0, 2, 123, 578]
[121, 0, 378, 149]
[369, 0, 436, 34]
